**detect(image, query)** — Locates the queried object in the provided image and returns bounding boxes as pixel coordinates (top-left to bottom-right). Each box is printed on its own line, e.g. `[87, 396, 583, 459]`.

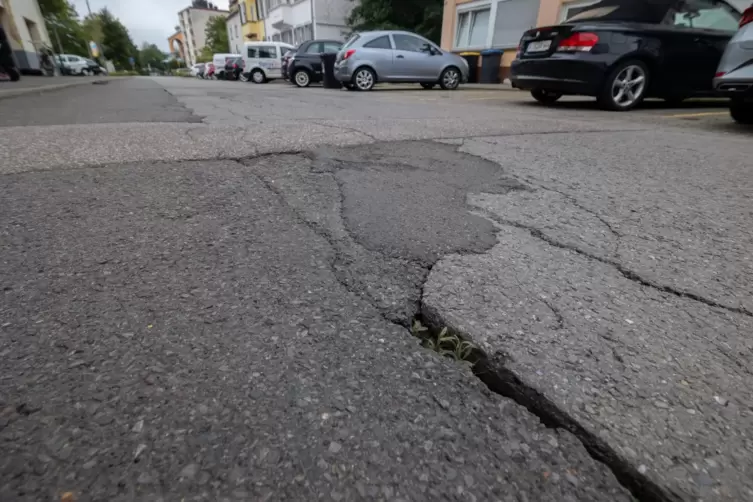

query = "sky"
[70, 0, 230, 52]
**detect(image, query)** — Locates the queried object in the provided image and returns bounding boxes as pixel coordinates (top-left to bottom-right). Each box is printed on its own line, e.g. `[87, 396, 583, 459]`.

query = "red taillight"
[343, 49, 356, 60]
[741, 7, 753, 27]
[557, 32, 599, 52]
[715, 71, 726, 78]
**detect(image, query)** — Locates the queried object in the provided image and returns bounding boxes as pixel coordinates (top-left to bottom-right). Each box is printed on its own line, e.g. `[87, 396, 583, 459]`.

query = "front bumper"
[510, 57, 607, 96]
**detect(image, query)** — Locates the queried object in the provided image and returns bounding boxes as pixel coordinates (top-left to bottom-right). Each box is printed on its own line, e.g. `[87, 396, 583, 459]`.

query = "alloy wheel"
[441, 69, 459, 90]
[611, 65, 646, 108]
[252, 70, 265, 83]
[354, 69, 374, 91]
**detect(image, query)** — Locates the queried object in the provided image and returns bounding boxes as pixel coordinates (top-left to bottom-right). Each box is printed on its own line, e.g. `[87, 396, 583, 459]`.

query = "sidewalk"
[0, 76, 114, 100]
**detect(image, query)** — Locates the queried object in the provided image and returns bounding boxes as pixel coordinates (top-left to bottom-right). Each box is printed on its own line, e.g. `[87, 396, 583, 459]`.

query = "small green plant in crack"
[411, 320, 478, 364]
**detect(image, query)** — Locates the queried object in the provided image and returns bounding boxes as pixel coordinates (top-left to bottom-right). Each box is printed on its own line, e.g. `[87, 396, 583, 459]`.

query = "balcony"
[267, 4, 293, 29]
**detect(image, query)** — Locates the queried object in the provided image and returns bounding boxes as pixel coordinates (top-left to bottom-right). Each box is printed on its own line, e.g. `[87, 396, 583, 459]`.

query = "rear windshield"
[342, 34, 360, 49]
[565, 5, 620, 22]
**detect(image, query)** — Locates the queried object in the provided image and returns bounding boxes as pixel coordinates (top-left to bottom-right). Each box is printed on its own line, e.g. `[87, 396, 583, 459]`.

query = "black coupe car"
[288, 39, 343, 87]
[511, 0, 742, 110]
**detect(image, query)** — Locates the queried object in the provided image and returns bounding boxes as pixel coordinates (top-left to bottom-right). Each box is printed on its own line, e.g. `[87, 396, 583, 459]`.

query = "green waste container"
[459, 51, 480, 84]
[480, 49, 504, 84]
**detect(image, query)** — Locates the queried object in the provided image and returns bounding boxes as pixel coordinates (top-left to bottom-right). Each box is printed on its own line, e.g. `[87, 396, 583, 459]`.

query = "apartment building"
[261, 0, 352, 45]
[230, 0, 264, 41]
[178, 5, 230, 66]
[0, 0, 52, 72]
[226, 9, 242, 53]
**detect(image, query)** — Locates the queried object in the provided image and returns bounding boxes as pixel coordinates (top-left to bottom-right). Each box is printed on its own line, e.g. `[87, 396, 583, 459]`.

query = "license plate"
[526, 40, 551, 53]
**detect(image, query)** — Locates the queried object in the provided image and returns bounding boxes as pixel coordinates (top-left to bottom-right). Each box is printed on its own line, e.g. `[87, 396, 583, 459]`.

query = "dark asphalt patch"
[0, 78, 201, 127]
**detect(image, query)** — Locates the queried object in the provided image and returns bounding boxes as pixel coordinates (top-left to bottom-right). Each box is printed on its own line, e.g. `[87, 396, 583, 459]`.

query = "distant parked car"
[289, 39, 343, 87]
[511, 0, 742, 111]
[281, 49, 296, 80]
[55, 54, 90, 75]
[225, 57, 245, 81]
[334, 30, 468, 91]
[84, 58, 105, 75]
[212, 53, 240, 80]
[714, 2, 753, 124]
[191, 63, 205, 78]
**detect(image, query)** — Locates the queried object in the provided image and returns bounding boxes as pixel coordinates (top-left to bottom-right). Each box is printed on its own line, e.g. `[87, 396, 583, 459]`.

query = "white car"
[190, 63, 205, 78]
[55, 54, 92, 75]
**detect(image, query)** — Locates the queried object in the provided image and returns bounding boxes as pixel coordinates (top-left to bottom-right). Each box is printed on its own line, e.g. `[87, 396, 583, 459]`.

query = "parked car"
[242, 41, 294, 83]
[281, 49, 296, 80]
[288, 39, 343, 87]
[511, 0, 742, 110]
[334, 30, 468, 91]
[55, 54, 91, 75]
[191, 63, 205, 78]
[225, 57, 245, 81]
[213, 53, 240, 80]
[84, 58, 105, 75]
[714, 2, 753, 123]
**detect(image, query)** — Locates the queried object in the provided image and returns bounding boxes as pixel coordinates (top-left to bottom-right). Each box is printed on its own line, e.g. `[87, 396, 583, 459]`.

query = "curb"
[0, 78, 117, 101]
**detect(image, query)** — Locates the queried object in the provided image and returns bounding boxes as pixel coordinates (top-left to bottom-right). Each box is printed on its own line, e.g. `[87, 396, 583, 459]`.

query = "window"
[235, 25, 239, 38]
[247, 46, 258, 58]
[564, 6, 619, 22]
[282, 30, 293, 44]
[455, 8, 491, 48]
[305, 42, 322, 54]
[364, 35, 392, 49]
[665, 0, 740, 30]
[294, 26, 305, 43]
[393, 34, 429, 52]
[258, 45, 277, 58]
[322, 42, 342, 53]
[559, 0, 602, 21]
[255, 0, 262, 21]
[492, 0, 539, 47]
[240, 2, 247, 24]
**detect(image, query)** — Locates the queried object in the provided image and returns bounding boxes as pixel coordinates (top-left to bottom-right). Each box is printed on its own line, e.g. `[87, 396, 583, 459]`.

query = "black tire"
[730, 100, 753, 125]
[251, 69, 266, 84]
[420, 83, 435, 90]
[439, 66, 461, 90]
[598, 59, 650, 111]
[8, 67, 20, 81]
[531, 89, 563, 104]
[352, 67, 376, 91]
[293, 69, 311, 88]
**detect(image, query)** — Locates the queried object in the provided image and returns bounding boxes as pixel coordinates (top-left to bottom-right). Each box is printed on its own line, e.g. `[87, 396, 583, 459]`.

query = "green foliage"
[204, 16, 230, 54]
[347, 0, 444, 44]
[196, 46, 214, 63]
[139, 42, 167, 69]
[411, 320, 478, 364]
[39, 0, 88, 55]
[88, 8, 137, 68]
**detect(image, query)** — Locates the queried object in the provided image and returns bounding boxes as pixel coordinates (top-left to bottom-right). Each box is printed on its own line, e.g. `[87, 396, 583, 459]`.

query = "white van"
[242, 41, 294, 84]
[212, 53, 240, 79]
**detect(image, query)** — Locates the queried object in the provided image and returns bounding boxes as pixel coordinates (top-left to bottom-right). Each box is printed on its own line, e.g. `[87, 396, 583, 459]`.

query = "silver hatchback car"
[334, 30, 469, 91]
[713, 3, 753, 124]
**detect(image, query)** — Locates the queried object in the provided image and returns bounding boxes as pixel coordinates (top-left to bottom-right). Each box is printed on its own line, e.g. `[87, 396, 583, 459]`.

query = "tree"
[204, 16, 229, 54]
[196, 46, 213, 63]
[347, 0, 443, 43]
[85, 8, 137, 68]
[139, 42, 166, 69]
[38, 0, 88, 55]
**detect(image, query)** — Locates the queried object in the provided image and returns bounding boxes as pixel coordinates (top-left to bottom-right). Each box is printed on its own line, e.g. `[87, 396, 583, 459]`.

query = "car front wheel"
[293, 69, 311, 88]
[439, 67, 461, 90]
[353, 67, 376, 91]
[730, 100, 753, 125]
[531, 89, 563, 104]
[598, 60, 649, 111]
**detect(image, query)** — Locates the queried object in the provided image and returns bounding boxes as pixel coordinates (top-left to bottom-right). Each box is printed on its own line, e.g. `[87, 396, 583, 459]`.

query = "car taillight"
[715, 71, 726, 78]
[741, 7, 753, 27]
[557, 32, 599, 52]
[343, 49, 356, 60]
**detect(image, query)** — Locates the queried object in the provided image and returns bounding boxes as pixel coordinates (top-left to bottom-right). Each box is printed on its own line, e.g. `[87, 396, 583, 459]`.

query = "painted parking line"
[661, 111, 729, 119]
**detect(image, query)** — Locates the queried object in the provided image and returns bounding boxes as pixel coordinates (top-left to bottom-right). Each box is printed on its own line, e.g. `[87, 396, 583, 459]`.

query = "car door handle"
[396, 55, 405, 59]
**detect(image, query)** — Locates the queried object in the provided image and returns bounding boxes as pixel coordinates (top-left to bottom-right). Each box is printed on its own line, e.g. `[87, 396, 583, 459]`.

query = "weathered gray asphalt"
[1, 76, 750, 501]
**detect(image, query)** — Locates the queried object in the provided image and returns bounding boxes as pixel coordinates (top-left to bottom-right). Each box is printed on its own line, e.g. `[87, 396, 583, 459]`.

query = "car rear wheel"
[353, 67, 376, 91]
[439, 67, 461, 90]
[730, 100, 753, 125]
[251, 69, 266, 84]
[531, 89, 563, 104]
[293, 69, 311, 88]
[598, 60, 649, 111]
[420, 83, 435, 90]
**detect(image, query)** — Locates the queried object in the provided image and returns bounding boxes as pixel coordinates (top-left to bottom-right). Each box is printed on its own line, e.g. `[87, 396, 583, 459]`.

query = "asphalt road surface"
[0, 77, 750, 502]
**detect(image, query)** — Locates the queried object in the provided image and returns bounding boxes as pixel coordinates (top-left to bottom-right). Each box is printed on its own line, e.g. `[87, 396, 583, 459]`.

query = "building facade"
[441, 0, 753, 81]
[0, 0, 52, 72]
[226, 9, 242, 53]
[168, 29, 187, 62]
[177, 5, 230, 66]
[261, 0, 352, 45]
